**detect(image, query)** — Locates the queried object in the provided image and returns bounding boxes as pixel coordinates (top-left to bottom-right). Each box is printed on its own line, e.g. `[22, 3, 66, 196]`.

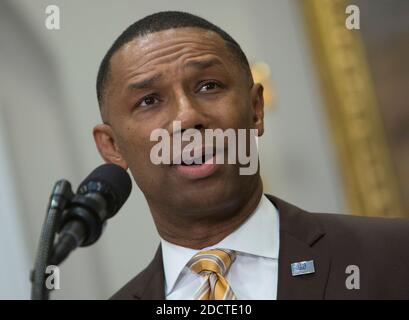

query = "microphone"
[50, 164, 132, 265]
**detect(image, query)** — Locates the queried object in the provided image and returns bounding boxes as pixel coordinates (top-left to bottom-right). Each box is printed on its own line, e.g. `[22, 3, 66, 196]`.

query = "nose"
[171, 89, 207, 134]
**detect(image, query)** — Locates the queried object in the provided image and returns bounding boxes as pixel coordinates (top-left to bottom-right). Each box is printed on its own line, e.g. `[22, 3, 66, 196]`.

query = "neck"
[149, 178, 263, 250]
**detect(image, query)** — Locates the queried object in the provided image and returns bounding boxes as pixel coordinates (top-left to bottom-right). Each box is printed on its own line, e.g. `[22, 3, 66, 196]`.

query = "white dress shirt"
[160, 194, 280, 300]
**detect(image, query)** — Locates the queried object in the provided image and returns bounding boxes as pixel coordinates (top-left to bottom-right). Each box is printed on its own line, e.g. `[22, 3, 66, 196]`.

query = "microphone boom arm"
[30, 180, 73, 300]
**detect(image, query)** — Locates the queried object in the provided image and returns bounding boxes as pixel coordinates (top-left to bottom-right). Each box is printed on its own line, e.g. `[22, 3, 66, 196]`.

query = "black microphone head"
[77, 163, 132, 216]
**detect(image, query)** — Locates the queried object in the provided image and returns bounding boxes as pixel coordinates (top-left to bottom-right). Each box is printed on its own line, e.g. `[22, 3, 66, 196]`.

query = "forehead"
[109, 27, 234, 79]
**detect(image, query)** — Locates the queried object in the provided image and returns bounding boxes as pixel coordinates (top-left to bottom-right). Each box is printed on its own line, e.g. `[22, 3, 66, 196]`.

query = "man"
[93, 11, 409, 300]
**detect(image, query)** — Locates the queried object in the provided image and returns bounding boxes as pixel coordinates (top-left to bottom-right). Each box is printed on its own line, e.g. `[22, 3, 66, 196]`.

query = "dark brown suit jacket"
[111, 194, 409, 299]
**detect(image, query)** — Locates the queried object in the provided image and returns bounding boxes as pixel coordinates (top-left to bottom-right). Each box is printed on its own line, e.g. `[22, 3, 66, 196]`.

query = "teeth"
[204, 153, 214, 162]
[174, 147, 216, 165]
[180, 154, 212, 165]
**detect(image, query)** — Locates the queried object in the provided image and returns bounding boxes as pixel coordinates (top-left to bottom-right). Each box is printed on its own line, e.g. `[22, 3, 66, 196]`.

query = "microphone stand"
[30, 180, 73, 300]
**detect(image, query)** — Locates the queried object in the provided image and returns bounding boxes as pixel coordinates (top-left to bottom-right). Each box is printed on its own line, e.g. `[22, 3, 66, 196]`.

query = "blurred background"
[0, 0, 407, 299]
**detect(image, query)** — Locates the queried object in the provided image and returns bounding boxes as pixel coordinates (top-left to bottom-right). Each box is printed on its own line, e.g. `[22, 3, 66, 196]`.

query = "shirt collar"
[160, 194, 280, 295]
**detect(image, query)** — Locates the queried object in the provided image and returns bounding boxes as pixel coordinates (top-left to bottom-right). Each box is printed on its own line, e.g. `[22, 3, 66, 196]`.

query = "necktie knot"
[187, 248, 237, 300]
[187, 248, 236, 276]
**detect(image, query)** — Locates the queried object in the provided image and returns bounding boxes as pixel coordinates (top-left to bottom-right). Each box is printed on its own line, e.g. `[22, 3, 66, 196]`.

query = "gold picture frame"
[301, 0, 406, 217]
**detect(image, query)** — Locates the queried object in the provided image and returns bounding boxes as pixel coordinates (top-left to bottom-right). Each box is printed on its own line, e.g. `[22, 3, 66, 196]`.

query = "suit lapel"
[266, 194, 331, 299]
[132, 245, 166, 300]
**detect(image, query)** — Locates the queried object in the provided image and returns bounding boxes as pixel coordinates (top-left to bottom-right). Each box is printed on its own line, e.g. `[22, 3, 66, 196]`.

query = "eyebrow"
[128, 73, 163, 90]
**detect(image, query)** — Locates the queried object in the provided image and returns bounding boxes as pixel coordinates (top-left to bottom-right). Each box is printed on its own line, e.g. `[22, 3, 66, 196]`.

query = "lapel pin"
[291, 260, 315, 276]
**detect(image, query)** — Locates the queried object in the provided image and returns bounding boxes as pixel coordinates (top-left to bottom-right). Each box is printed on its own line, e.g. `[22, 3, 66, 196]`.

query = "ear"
[250, 83, 265, 136]
[93, 124, 128, 169]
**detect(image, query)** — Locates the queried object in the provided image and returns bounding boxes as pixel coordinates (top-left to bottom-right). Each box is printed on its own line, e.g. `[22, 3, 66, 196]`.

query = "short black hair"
[96, 11, 253, 110]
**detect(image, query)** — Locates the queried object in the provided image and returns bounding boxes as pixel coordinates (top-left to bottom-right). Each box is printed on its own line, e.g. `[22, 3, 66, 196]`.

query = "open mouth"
[179, 151, 215, 166]
[172, 147, 220, 179]
[172, 146, 216, 166]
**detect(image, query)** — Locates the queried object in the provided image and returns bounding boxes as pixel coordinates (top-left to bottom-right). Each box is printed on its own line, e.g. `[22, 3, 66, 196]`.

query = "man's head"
[93, 11, 264, 224]
[96, 11, 254, 115]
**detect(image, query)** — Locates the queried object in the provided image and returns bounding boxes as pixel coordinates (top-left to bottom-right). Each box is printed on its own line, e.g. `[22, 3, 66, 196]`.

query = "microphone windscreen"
[77, 163, 132, 214]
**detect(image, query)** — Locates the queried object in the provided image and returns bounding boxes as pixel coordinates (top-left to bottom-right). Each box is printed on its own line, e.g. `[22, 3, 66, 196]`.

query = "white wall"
[1, 0, 346, 299]
[0, 106, 31, 299]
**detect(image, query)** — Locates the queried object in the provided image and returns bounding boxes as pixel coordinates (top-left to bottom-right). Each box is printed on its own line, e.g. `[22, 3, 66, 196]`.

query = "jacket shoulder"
[311, 212, 409, 298]
[312, 211, 409, 244]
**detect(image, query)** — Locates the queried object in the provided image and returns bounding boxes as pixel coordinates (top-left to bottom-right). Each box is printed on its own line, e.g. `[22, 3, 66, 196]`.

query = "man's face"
[94, 27, 264, 214]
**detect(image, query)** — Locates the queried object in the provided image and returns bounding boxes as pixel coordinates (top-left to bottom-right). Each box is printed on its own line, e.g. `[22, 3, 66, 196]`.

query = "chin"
[171, 179, 241, 213]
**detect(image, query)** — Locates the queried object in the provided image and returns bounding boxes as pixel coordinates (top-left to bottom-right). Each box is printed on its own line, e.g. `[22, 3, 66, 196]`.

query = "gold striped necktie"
[187, 248, 237, 300]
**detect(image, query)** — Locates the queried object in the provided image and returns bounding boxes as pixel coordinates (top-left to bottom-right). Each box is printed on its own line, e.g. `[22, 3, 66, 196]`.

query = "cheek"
[214, 95, 253, 129]
[117, 125, 151, 165]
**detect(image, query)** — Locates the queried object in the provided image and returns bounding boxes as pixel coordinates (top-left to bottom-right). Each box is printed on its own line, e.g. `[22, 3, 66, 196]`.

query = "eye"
[198, 81, 222, 93]
[137, 95, 160, 108]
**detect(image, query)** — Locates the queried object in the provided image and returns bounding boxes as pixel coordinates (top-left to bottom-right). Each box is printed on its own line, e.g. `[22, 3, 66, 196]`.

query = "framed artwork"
[301, 0, 408, 217]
